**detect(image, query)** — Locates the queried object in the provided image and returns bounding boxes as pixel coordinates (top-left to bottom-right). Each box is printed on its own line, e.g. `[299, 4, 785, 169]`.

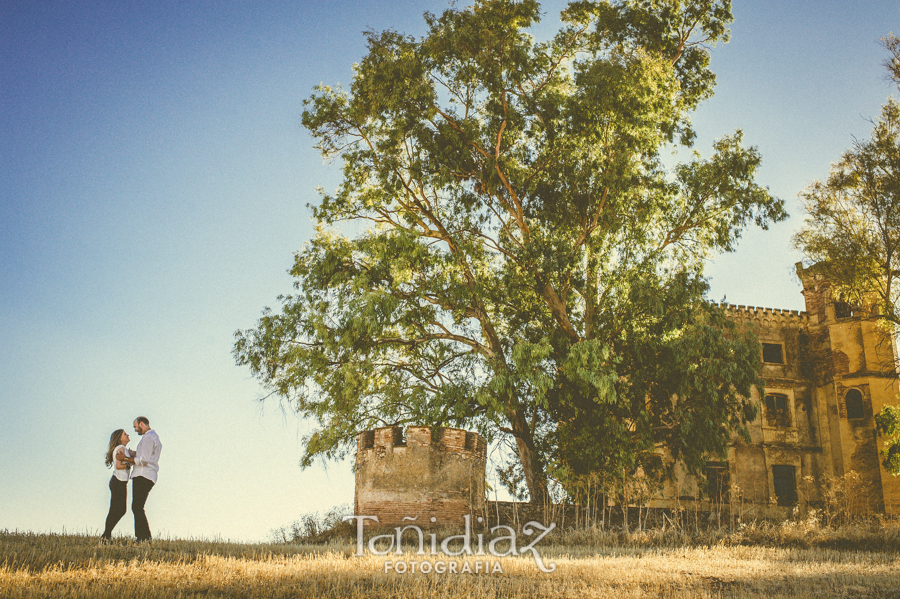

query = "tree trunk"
[515, 435, 548, 505]
[509, 410, 549, 505]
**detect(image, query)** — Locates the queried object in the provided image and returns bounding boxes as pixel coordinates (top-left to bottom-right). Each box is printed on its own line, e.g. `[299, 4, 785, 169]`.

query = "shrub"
[270, 504, 351, 543]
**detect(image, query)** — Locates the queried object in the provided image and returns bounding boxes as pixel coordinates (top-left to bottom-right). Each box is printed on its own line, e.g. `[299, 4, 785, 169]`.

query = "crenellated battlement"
[719, 302, 810, 327]
[356, 425, 487, 459]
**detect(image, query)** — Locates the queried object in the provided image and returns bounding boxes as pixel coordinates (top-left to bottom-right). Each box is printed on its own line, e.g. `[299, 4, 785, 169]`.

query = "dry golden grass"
[2, 530, 899, 598]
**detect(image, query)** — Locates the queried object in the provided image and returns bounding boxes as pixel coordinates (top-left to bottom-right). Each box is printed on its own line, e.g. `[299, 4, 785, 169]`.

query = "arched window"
[845, 389, 865, 419]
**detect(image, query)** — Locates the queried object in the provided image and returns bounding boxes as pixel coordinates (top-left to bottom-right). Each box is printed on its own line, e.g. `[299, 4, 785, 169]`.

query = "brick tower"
[354, 425, 487, 526]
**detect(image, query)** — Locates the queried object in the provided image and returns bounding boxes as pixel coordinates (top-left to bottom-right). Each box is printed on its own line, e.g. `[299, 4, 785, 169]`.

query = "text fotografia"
[343, 514, 557, 573]
[385, 560, 502, 574]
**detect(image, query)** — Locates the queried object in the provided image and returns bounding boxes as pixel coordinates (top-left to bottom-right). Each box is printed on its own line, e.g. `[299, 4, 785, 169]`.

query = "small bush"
[270, 504, 352, 544]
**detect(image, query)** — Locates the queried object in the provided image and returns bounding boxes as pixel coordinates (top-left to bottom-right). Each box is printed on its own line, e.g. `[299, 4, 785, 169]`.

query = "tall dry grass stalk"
[549, 515, 900, 553]
[3, 529, 900, 598]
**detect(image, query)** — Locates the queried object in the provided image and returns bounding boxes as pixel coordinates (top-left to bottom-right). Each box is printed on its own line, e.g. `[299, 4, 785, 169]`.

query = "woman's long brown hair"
[105, 429, 125, 468]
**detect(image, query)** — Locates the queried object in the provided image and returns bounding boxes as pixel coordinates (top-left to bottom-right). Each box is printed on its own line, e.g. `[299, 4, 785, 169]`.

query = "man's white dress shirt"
[132, 429, 161, 483]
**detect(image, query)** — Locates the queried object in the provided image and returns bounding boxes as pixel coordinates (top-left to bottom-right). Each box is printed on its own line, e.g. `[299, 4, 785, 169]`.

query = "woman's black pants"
[102, 476, 128, 539]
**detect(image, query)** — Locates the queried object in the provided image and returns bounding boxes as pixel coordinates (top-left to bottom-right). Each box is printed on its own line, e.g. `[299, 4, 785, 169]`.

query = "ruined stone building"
[355, 425, 487, 525]
[657, 262, 900, 515]
[353, 263, 900, 523]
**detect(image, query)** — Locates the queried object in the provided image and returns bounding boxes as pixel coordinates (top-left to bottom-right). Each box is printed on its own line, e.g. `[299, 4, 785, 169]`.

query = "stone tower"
[796, 262, 900, 513]
[354, 425, 487, 526]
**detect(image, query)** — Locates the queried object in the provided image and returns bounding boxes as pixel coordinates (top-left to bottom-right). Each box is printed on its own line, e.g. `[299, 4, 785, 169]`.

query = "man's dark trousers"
[132, 475, 155, 541]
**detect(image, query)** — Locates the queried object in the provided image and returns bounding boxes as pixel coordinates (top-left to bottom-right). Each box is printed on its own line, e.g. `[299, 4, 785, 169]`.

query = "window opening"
[834, 301, 853, 319]
[705, 462, 730, 504]
[772, 465, 797, 506]
[762, 343, 784, 364]
[845, 389, 865, 419]
[392, 427, 406, 447]
[765, 393, 791, 427]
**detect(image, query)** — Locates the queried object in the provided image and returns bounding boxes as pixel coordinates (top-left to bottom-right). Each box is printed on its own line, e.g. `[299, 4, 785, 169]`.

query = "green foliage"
[794, 36, 900, 329]
[234, 0, 784, 500]
[875, 404, 900, 475]
[795, 38, 900, 476]
[884, 33, 900, 86]
[550, 271, 760, 483]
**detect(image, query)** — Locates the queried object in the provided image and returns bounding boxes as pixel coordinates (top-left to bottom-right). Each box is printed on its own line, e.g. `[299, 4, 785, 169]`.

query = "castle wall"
[647, 270, 900, 516]
[354, 425, 486, 526]
[715, 303, 826, 509]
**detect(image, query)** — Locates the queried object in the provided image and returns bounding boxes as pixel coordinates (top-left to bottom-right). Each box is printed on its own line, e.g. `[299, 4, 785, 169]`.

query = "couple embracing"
[101, 416, 162, 542]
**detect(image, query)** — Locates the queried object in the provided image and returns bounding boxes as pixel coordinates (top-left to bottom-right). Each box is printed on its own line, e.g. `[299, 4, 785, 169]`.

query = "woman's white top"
[112, 444, 131, 482]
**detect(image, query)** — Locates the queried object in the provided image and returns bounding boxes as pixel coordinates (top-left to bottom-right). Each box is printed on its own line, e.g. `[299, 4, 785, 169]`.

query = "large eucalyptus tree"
[234, 0, 785, 501]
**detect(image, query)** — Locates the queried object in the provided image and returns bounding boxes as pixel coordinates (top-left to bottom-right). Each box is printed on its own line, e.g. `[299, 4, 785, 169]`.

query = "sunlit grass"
[2, 529, 899, 598]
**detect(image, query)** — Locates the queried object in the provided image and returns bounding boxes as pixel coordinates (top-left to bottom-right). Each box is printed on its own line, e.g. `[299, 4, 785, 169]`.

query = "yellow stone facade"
[655, 263, 900, 516]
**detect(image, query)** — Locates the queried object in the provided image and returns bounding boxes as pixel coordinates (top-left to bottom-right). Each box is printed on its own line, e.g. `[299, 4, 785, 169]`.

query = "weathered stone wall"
[797, 263, 900, 514]
[355, 425, 487, 526]
[646, 266, 900, 515]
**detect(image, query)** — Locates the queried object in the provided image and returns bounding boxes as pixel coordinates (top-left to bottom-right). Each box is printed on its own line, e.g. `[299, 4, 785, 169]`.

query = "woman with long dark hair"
[101, 428, 133, 540]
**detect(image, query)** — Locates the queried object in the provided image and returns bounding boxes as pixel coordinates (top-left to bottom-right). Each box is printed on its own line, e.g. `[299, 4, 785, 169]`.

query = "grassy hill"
[2, 526, 899, 598]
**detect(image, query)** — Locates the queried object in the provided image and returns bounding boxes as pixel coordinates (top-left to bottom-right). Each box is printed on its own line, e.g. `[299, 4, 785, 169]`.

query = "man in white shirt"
[128, 416, 162, 542]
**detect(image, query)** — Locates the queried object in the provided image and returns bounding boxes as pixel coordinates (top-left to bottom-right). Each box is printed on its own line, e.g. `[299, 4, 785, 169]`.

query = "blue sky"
[1, 0, 898, 542]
